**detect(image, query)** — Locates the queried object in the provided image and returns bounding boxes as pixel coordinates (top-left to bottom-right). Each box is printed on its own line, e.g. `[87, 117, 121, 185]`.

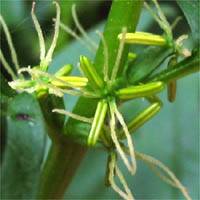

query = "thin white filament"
[72, 4, 98, 51]
[0, 49, 17, 80]
[171, 16, 182, 30]
[144, 1, 171, 36]
[52, 108, 93, 123]
[136, 151, 192, 200]
[109, 101, 134, 174]
[96, 30, 109, 82]
[58, 20, 94, 53]
[115, 165, 134, 200]
[108, 153, 130, 200]
[45, 1, 60, 65]
[31, 2, 46, 61]
[114, 103, 137, 174]
[144, 2, 166, 33]
[176, 34, 188, 47]
[0, 15, 20, 72]
[152, 0, 170, 27]
[111, 27, 127, 81]
[147, 163, 178, 188]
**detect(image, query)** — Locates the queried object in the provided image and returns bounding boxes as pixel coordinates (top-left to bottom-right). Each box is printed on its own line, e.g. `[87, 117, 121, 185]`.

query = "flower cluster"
[0, 1, 192, 200]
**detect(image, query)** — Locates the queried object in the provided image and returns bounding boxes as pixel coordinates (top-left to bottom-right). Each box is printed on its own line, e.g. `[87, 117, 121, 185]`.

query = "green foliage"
[1, 93, 47, 199]
[176, 0, 200, 45]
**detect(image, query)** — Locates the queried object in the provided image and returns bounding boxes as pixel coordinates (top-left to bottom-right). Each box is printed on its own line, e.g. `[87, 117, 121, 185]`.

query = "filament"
[0, 49, 17, 80]
[144, 1, 171, 36]
[72, 4, 98, 50]
[108, 153, 131, 200]
[109, 101, 135, 174]
[136, 151, 192, 200]
[115, 165, 134, 199]
[152, 0, 169, 27]
[31, 2, 46, 61]
[52, 109, 93, 123]
[113, 102, 137, 174]
[58, 20, 94, 53]
[0, 15, 21, 75]
[111, 27, 127, 81]
[171, 16, 182, 30]
[45, 1, 60, 65]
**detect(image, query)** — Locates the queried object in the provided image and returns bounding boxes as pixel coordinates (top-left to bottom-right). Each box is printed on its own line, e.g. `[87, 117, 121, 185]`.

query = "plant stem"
[37, 139, 86, 199]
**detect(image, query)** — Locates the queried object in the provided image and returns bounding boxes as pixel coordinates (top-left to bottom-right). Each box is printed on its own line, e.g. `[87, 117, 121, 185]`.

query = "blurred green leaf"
[176, 0, 200, 45]
[0, 1, 26, 25]
[0, 73, 15, 99]
[127, 46, 173, 84]
[0, 93, 47, 199]
[0, 73, 16, 163]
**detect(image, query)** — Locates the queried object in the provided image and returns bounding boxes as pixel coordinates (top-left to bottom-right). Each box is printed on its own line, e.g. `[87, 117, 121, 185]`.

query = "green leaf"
[0, 0, 26, 25]
[0, 72, 16, 100]
[0, 73, 16, 163]
[127, 46, 173, 84]
[0, 93, 47, 199]
[176, 0, 200, 45]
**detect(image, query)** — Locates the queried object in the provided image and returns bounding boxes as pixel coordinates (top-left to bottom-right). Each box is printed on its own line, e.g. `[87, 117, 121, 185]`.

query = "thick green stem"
[37, 139, 86, 199]
[37, 0, 143, 199]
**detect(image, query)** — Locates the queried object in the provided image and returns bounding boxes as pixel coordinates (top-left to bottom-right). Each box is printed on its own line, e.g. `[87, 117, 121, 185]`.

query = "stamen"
[0, 15, 21, 73]
[31, 2, 46, 62]
[176, 34, 188, 47]
[0, 49, 17, 80]
[45, 1, 60, 66]
[171, 16, 182, 30]
[144, 1, 170, 35]
[109, 101, 135, 174]
[113, 102, 137, 174]
[52, 109, 93, 123]
[108, 153, 130, 200]
[115, 165, 134, 199]
[72, 4, 98, 51]
[136, 151, 192, 200]
[96, 31, 109, 82]
[144, 2, 163, 29]
[111, 27, 127, 81]
[152, 0, 170, 27]
[58, 20, 94, 53]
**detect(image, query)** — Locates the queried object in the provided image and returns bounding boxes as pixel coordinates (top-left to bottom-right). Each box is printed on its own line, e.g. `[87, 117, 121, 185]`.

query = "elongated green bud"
[116, 82, 164, 100]
[128, 52, 137, 62]
[55, 64, 73, 77]
[118, 32, 166, 46]
[79, 56, 104, 90]
[87, 99, 108, 146]
[128, 101, 161, 133]
[52, 76, 88, 88]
